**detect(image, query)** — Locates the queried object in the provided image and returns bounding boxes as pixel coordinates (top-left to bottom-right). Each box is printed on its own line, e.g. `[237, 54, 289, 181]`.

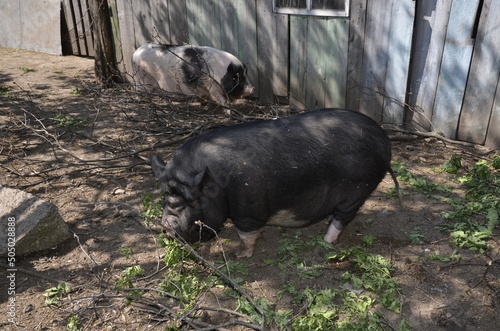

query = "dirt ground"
[1, 47, 499, 330]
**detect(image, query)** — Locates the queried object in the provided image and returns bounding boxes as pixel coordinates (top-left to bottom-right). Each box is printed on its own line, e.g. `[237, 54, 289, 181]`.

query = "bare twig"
[0, 263, 76, 288]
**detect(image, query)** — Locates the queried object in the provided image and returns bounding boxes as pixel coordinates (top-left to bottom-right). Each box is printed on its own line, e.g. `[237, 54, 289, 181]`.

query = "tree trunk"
[89, 0, 118, 86]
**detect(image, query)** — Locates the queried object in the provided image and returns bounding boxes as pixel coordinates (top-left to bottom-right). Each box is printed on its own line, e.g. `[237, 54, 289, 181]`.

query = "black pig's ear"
[151, 154, 167, 180]
[192, 167, 213, 192]
[151, 155, 170, 192]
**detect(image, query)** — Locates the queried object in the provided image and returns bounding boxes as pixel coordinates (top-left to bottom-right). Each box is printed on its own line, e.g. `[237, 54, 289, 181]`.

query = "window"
[273, 0, 350, 17]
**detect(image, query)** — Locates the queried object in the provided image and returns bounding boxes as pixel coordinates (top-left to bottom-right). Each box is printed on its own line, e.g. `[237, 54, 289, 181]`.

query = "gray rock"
[0, 185, 71, 257]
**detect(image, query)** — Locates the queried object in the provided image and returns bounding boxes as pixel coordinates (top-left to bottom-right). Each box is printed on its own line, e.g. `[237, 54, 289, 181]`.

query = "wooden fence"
[2, 0, 498, 148]
[105, 0, 499, 148]
[62, 0, 95, 57]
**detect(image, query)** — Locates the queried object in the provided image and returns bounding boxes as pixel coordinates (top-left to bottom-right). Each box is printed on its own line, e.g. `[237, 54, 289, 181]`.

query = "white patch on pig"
[324, 219, 343, 243]
[267, 209, 310, 227]
[237, 229, 263, 258]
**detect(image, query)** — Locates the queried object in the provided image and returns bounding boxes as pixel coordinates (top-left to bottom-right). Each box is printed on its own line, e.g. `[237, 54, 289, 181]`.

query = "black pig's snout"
[160, 219, 177, 238]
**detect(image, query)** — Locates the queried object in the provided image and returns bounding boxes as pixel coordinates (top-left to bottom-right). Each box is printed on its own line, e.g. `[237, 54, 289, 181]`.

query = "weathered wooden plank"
[303, 17, 327, 109]
[345, 0, 368, 111]
[219, 0, 239, 55]
[116, 0, 136, 76]
[107, 0, 124, 76]
[431, 0, 480, 139]
[132, 1, 155, 45]
[62, 0, 80, 54]
[458, 0, 500, 144]
[323, 18, 349, 108]
[150, 0, 170, 43]
[72, 0, 89, 55]
[255, 0, 289, 102]
[406, 0, 452, 131]
[485, 75, 500, 149]
[382, 0, 415, 124]
[206, 0, 221, 48]
[289, 16, 309, 109]
[80, 0, 95, 56]
[291, 15, 349, 110]
[358, 0, 391, 122]
[167, 0, 189, 44]
[234, 0, 258, 96]
[186, 0, 219, 47]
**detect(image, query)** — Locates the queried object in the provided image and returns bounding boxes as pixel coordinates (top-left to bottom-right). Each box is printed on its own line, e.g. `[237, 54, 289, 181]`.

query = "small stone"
[24, 304, 34, 313]
[113, 188, 126, 195]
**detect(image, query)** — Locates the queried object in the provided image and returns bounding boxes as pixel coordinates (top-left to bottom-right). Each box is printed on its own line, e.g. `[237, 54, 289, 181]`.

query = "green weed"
[439, 156, 500, 252]
[392, 162, 453, 195]
[158, 236, 218, 308]
[111, 194, 411, 329]
[118, 247, 133, 259]
[427, 250, 462, 262]
[115, 265, 145, 290]
[263, 231, 332, 273]
[362, 234, 376, 247]
[327, 246, 402, 313]
[215, 259, 248, 284]
[441, 155, 462, 174]
[53, 114, 87, 128]
[66, 314, 80, 331]
[262, 233, 409, 328]
[43, 283, 71, 307]
[19, 66, 35, 73]
[403, 227, 424, 244]
[141, 193, 163, 225]
[291, 286, 412, 330]
[395, 156, 499, 253]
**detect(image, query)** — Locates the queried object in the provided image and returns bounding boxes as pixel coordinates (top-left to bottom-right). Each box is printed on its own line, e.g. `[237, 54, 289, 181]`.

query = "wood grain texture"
[431, 0, 479, 139]
[256, 0, 289, 102]
[382, 0, 415, 124]
[458, 0, 500, 144]
[485, 75, 500, 149]
[345, 0, 368, 111]
[406, 0, 452, 131]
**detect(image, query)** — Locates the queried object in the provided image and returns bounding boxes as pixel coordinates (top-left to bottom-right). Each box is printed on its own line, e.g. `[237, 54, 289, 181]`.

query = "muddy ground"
[0, 47, 499, 330]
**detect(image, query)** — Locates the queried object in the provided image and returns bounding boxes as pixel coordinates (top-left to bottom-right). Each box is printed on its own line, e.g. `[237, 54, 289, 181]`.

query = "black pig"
[151, 109, 398, 257]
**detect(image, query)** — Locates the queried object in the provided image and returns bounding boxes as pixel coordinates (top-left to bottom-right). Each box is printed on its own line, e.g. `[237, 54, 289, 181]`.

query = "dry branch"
[0, 263, 76, 289]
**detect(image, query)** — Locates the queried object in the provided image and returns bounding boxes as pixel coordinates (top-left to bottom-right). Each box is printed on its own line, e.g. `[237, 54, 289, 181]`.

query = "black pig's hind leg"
[236, 228, 263, 258]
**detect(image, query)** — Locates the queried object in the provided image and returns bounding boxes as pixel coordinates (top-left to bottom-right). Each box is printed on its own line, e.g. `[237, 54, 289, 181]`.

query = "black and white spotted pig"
[151, 108, 399, 258]
[132, 43, 254, 105]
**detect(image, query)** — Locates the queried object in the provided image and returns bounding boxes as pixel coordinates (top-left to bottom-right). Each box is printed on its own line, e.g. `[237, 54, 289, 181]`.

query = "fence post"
[89, 0, 119, 86]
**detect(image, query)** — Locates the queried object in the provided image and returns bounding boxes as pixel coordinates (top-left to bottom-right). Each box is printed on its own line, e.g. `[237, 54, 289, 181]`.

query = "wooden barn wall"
[4, 0, 496, 147]
[458, 0, 500, 147]
[429, 0, 480, 140]
[406, 0, 500, 148]
[112, 0, 414, 116]
[113, 0, 289, 102]
[346, 0, 415, 124]
[108, 0, 499, 147]
[289, 15, 349, 109]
